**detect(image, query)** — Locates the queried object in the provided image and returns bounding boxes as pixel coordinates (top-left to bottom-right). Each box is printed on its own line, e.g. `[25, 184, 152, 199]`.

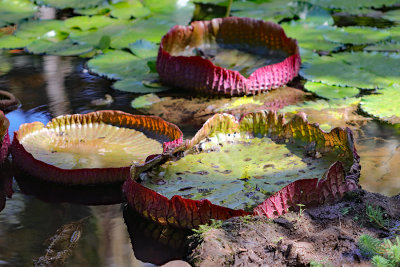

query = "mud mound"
[188, 189, 400, 266]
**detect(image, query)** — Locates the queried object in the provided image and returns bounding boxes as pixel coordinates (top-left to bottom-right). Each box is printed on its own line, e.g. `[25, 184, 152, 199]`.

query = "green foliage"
[131, 93, 162, 109]
[26, 39, 93, 56]
[360, 85, 400, 124]
[304, 81, 359, 100]
[128, 40, 158, 59]
[191, 219, 223, 240]
[87, 50, 147, 80]
[358, 235, 400, 267]
[301, 52, 400, 89]
[64, 16, 117, 31]
[0, 0, 37, 27]
[35, 0, 104, 9]
[323, 26, 390, 45]
[366, 205, 389, 230]
[113, 77, 168, 93]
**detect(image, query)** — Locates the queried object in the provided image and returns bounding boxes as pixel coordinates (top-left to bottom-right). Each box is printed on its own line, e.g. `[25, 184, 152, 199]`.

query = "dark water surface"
[0, 54, 190, 266]
[1, 50, 400, 266]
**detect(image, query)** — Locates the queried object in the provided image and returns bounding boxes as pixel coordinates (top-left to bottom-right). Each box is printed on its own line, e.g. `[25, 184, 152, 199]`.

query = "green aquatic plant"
[360, 85, 400, 124]
[0, 0, 37, 28]
[124, 111, 360, 229]
[323, 26, 390, 45]
[301, 52, 400, 89]
[303, 81, 359, 100]
[358, 235, 400, 267]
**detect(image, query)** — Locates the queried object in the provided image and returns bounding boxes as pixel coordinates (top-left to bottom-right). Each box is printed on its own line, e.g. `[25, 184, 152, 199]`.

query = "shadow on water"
[123, 205, 191, 266]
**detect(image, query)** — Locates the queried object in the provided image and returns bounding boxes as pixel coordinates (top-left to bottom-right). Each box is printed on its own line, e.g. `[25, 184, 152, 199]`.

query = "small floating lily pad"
[110, 1, 151, 19]
[0, 0, 37, 27]
[0, 36, 32, 49]
[26, 39, 93, 56]
[131, 93, 162, 109]
[64, 16, 117, 31]
[301, 52, 400, 89]
[281, 98, 364, 131]
[323, 26, 390, 45]
[113, 77, 168, 93]
[128, 40, 158, 59]
[87, 50, 148, 80]
[360, 85, 400, 124]
[125, 111, 360, 228]
[110, 17, 175, 49]
[364, 42, 400, 52]
[11, 110, 183, 184]
[36, 0, 104, 9]
[282, 23, 341, 52]
[15, 20, 68, 41]
[304, 81, 359, 99]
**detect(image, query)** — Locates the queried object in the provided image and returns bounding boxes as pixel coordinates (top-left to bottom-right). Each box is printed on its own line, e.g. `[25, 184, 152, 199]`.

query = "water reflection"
[356, 121, 400, 196]
[14, 170, 124, 206]
[123, 206, 191, 266]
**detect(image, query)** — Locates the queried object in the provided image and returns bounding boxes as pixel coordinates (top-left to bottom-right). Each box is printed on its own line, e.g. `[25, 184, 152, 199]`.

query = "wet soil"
[188, 189, 400, 266]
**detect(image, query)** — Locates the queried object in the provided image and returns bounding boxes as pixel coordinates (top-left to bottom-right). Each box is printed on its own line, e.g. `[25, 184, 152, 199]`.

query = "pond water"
[1, 1, 400, 265]
[1, 48, 400, 266]
[0, 54, 190, 266]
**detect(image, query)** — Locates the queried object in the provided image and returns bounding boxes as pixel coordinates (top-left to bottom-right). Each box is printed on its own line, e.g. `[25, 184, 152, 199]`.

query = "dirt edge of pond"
[187, 189, 400, 266]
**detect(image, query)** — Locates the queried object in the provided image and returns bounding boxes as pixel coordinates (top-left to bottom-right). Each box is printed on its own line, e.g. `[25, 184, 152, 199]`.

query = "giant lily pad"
[360, 84, 400, 124]
[124, 111, 360, 228]
[0, 0, 37, 28]
[301, 52, 400, 89]
[11, 110, 183, 185]
[157, 17, 301, 95]
[132, 87, 308, 127]
[0, 111, 10, 164]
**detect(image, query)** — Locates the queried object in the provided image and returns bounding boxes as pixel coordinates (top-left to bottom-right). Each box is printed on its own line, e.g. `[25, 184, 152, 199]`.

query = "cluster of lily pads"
[0, 0, 400, 229]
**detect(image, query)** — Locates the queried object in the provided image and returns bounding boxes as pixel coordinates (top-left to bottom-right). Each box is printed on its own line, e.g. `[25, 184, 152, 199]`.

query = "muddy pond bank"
[187, 189, 400, 266]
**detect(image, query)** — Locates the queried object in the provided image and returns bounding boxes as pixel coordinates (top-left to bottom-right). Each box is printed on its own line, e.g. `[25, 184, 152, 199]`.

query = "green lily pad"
[282, 23, 341, 52]
[136, 87, 308, 127]
[35, 0, 104, 9]
[69, 20, 131, 47]
[87, 50, 148, 80]
[0, 35, 32, 49]
[74, 5, 112, 16]
[113, 77, 168, 93]
[231, 0, 300, 24]
[131, 93, 162, 109]
[110, 1, 151, 19]
[281, 98, 363, 131]
[64, 16, 117, 31]
[26, 39, 94, 56]
[323, 26, 390, 45]
[360, 84, 400, 124]
[128, 40, 158, 59]
[110, 17, 175, 49]
[303, 0, 398, 11]
[364, 42, 400, 52]
[141, 112, 357, 211]
[301, 52, 400, 89]
[0, 0, 37, 27]
[304, 81, 359, 99]
[142, 0, 194, 25]
[383, 9, 400, 22]
[15, 20, 68, 41]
